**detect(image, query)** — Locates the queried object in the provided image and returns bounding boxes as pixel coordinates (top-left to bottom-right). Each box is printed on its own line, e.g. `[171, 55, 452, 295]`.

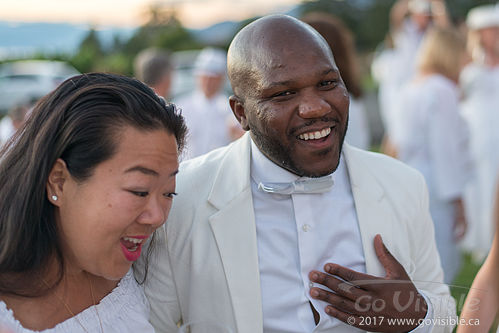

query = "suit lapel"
[208, 134, 263, 333]
[343, 144, 397, 277]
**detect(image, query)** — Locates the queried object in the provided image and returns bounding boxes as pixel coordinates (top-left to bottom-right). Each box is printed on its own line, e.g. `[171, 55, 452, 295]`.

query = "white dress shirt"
[250, 139, 432, 333]
[251, 139, 366, 332]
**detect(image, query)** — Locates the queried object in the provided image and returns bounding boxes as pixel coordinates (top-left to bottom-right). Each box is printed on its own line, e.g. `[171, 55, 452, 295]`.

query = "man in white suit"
[140, 15, 456, 333]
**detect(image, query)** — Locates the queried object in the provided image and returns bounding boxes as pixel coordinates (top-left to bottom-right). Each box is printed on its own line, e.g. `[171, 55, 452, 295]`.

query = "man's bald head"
[227, 14, 335, 100]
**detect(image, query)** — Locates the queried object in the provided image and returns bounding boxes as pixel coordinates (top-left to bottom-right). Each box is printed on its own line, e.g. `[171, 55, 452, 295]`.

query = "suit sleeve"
[137, 225, 182, 333]
[409, 172, 457, 332]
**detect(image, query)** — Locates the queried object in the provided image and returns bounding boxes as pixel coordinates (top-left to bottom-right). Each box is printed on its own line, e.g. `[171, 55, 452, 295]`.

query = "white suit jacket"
[141, 133, 455, 333]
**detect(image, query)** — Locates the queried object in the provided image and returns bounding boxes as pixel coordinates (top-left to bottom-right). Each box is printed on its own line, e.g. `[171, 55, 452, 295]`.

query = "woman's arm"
[457, 182, 499, 332]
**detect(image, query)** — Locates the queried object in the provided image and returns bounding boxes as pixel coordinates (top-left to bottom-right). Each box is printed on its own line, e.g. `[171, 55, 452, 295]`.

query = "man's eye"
[319, 80, 337, 88]
[272, 91, 294, 98]
[131, 191, 149, 197]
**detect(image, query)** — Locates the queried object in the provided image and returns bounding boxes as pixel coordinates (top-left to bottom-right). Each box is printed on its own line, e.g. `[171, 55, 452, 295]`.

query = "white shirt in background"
[460, 63, 499, 259]
[0, 116, 15, 147]
[175, 91, 237, 160]
[345, 96, 371, 150]
[392, 74, 470, 283]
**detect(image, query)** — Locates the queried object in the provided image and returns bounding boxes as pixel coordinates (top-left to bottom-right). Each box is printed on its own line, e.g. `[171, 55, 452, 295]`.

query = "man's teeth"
[123, 237, 144, 244]
[298, 127, 331, 140]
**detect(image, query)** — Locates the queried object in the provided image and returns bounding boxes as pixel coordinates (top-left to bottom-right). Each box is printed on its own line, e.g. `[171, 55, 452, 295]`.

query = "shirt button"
[309, 282, 314, 288]
[302, 224, 311, 232]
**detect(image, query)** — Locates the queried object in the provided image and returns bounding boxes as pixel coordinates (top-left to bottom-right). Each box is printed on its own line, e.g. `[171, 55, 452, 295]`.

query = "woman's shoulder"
[0, 271, 154, 333]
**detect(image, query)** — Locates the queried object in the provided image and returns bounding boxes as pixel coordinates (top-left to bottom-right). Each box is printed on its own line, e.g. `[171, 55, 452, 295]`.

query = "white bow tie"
[258, 175, 334, 195]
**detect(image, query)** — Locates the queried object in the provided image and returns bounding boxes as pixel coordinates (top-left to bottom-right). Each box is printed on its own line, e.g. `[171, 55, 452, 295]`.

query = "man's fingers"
[373, 234, 405, 279]
[309, 271, 366, 300]
[323, 306, 377, 330]
[309, 287, 362, 314]
[324, 263, 374, 284]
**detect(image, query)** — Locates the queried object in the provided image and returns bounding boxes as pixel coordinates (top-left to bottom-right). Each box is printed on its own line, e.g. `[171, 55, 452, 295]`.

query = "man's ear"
[229, 95, 250, 131]
[46, 158, 69, 206]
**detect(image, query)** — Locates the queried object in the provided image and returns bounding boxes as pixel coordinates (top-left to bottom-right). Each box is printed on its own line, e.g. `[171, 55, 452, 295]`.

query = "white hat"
[467, 4, 499, 30]
[194, 47, 227, 77]
[408, 0, 432, 14]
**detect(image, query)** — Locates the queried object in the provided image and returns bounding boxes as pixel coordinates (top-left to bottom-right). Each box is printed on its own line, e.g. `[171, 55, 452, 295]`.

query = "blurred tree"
[224, 16, 261, 50]
[70, 28, 104, 73]
[300, 0, 394, 51]
[124, 3, 200, 55]
[447, 0, 497, 24]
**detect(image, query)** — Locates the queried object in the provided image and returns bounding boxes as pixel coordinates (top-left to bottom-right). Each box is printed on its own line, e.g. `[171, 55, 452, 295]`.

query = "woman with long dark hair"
[0, 73, 186, 332]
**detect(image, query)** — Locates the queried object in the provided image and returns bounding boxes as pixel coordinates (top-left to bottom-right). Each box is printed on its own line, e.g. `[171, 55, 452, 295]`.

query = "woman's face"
[49, 126, 179, 280]
[479, 26, 499, 54]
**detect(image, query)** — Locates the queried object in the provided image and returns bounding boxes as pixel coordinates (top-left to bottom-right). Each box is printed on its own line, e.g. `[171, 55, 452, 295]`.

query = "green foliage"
[67, 6, 200, 74]
[301, 0, 394, 51]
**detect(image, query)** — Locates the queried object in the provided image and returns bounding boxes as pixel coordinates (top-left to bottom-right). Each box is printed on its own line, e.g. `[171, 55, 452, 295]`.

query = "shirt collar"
[250, 137, 347, 189]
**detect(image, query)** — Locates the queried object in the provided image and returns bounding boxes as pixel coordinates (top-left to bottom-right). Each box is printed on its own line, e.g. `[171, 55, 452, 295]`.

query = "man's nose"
[298, 90, 332, 119]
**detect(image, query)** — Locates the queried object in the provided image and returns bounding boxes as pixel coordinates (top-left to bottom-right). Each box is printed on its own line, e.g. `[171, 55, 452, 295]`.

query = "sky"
[0, 0, 301, 29]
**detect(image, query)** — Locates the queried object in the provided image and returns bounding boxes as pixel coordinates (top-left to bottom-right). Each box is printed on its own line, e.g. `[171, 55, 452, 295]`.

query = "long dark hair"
[0, 73, 187, 296]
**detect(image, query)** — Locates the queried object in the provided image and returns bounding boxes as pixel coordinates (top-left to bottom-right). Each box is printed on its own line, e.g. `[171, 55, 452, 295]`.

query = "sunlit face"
[239, 35, 350, 177]
[479, 26, 499, 54]
[198, 74, 225, 99]
[50, 126, 179, 280]
[411, 12, 432, 32]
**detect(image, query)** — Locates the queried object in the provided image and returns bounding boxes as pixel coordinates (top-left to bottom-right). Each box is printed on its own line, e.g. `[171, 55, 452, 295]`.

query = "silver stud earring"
[51, 195, 58, 201]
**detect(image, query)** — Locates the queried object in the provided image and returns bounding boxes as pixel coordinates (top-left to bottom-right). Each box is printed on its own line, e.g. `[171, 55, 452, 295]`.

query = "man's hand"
[309, 234, 428, 332]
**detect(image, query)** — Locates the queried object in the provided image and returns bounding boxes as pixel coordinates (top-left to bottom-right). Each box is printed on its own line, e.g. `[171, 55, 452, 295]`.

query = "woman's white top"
[459, 63, 499, 256]
[0, 270, 155, 333]
[392, 73, 470, 201]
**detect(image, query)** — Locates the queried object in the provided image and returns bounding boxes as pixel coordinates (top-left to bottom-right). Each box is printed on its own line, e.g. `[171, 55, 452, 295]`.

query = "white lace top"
[0, 270, 155, 332]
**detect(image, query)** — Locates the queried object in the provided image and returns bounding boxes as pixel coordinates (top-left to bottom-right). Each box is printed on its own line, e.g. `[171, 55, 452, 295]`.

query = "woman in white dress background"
[392, 27, 470, 284]
[460, 4, 499, 262]
[0, 73, 186, 332]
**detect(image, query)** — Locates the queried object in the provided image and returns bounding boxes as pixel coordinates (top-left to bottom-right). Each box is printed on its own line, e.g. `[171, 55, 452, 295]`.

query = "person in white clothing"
[134, 47, 173, 99]
[175, 47, 243, 159]
[460, 3, 499, 262]
[140, 15, 456, 333]
[373, 0, 450, 157]
[0, 104, 29, 148]
[0, 73, 186, 332]
[392, 27, 470, 284]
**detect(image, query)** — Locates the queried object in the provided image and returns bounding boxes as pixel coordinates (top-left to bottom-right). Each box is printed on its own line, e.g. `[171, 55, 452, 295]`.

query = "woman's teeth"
[122, 237, 144, 252]
[123, 237, 144, 244]
[298, 127, 331, 140]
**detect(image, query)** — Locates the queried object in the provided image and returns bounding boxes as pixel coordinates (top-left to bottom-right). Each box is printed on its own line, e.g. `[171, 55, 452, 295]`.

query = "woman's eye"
[131, 191, 149, 197]
[164, 192, 178, 199]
